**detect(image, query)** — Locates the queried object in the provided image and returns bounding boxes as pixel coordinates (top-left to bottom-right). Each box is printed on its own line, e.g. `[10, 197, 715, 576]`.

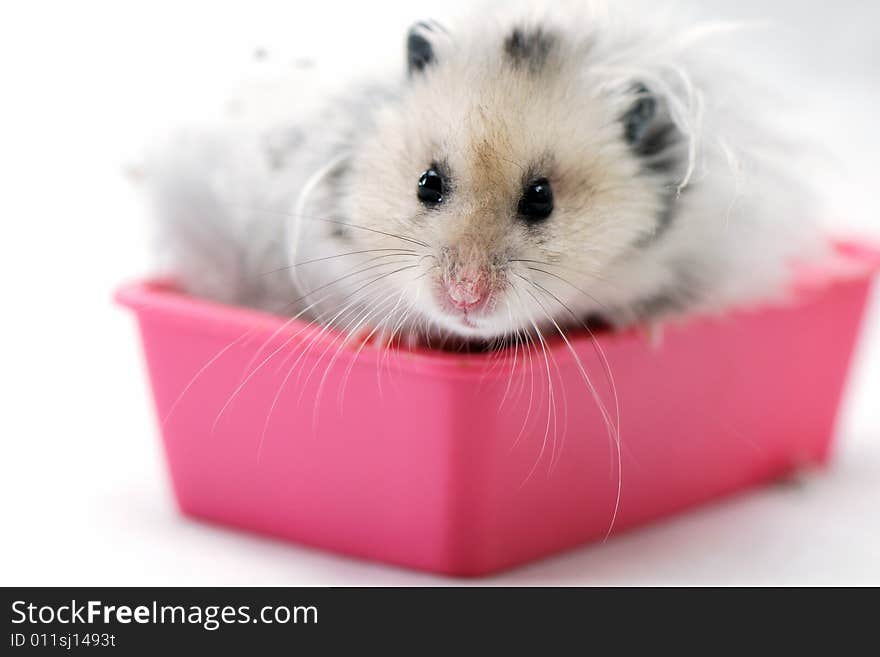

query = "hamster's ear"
[620, 83, 684, 177]
[621, 84, 657, 146]
[407, 20, 447, 76]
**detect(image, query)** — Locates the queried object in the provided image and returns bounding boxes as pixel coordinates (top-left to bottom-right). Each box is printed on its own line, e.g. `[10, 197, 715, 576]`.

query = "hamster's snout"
[432, 245, 508, 333]
[436, 247, 499, 325]
[445, 271, 489, 311]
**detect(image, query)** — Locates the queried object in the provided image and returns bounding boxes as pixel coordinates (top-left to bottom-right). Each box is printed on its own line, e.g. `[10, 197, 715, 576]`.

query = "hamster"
[145, 1, 828, 347]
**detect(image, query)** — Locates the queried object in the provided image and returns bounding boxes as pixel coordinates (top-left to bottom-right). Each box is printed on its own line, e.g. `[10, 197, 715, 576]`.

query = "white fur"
[144, 0, 831, 343]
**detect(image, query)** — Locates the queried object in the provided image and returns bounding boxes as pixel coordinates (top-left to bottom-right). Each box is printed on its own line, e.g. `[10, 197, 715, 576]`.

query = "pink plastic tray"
[117, 243, 878, 576]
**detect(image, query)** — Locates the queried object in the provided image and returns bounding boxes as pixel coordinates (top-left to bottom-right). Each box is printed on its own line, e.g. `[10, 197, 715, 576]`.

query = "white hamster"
[145, 1, 827, 346]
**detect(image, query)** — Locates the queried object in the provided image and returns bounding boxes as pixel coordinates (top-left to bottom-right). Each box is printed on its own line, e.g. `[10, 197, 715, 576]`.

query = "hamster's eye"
[417, 168, 444, 206]
[518, 178, 553, 222]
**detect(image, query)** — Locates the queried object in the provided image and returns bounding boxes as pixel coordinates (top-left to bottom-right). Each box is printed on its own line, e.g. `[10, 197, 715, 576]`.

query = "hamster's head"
[315, 19, 686, 340]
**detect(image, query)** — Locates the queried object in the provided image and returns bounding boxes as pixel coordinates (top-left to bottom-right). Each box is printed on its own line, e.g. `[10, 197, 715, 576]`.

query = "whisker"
[241, 254, 419, 380]
[161, 330, 253, 426]
[311, 282, 415, 429]
[519, 274, 622, 539]
[258, 286, 408, 457]
[313, 218, 431, 250]
[266, 276, 411, 442]
[260, 248, 418, 276]
[336, 283, 418, 413]
[242, 205, 432, 250]
[212, 262, 418, 432]
[520, 292, 570, 472]
[509, 258, 609, 283]
[508, 288, 537, 454]
[293, 265, 420, 406]
[518, 304, 558, 486]
[497, 299, 519, 412]
[521, 266, 612, 313]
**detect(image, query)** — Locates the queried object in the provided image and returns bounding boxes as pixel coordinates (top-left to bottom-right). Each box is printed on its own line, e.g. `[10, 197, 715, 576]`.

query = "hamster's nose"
[445, 275, 488, 311]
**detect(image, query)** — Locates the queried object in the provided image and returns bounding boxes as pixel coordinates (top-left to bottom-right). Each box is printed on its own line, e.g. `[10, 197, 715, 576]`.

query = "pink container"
[117, 243, 878, 576]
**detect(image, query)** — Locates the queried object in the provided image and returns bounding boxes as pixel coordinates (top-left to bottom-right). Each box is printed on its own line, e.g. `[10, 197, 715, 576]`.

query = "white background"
[1, 0, 878, 585]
